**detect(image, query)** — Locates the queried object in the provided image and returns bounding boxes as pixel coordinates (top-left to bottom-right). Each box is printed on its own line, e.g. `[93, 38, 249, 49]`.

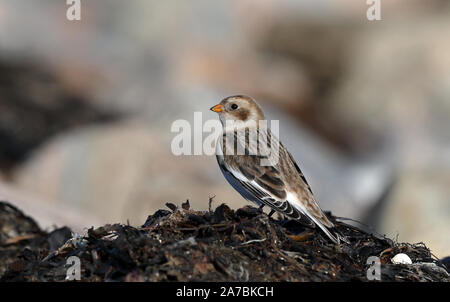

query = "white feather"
[286, 192, 340, 244]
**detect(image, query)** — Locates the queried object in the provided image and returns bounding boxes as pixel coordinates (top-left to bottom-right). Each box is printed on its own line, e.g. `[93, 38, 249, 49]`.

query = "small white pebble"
[391, 253, 412, 264]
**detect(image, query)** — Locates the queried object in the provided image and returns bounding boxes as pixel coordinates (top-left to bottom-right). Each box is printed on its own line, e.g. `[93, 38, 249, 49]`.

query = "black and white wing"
[216, 153, 316, 228]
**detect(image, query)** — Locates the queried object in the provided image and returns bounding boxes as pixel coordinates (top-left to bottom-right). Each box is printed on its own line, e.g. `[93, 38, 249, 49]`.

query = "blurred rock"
[322, 14, 450, 258]
[258, 19, 377, 154]
[328, 15, 450, 157]
[173, 47, 313, 110]
[378, 168, 450, 258]
[255, 2, 450, 156]
[0, 181, 102, 232]
[0, 59, 117, 172]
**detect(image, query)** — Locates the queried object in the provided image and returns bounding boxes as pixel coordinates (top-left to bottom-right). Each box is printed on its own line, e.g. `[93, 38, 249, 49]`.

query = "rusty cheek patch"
[235, 109, 249, 121]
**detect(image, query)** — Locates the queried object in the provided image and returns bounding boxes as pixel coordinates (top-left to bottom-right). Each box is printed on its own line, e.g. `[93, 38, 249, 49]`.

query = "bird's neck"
[221, 119, 267, 133]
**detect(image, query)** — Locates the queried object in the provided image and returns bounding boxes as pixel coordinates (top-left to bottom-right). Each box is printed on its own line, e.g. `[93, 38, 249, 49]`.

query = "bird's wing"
[282, 146, 340, 244]
[217, 152, 316, 228]
[286, 150, 314, 195]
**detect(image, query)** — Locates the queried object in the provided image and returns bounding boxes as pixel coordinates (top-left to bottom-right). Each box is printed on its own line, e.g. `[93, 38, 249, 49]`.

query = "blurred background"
[0, 0, 448, 257]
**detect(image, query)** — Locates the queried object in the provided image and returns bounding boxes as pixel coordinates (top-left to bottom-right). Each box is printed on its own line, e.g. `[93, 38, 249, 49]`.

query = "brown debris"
[0, 201, 448, 282]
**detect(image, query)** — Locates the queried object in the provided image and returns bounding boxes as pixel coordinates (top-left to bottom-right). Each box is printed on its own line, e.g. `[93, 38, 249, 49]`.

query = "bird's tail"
[308, 216, 340, 244]
[290, 202, 342, 244]
[316, 222, 342, 244]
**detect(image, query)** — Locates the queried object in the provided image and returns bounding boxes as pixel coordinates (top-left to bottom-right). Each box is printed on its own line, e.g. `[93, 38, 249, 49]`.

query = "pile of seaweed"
[0, 200, 448, 282]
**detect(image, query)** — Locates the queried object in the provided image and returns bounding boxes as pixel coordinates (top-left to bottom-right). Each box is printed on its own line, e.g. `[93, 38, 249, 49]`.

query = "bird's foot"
[288, 231, 315, 242]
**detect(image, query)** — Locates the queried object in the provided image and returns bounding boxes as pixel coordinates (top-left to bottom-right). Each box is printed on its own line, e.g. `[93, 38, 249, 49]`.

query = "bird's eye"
[231, 104, 238, 110]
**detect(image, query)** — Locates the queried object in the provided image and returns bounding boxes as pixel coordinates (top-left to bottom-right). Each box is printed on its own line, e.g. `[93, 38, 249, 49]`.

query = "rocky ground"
[0, 200, 448, 282]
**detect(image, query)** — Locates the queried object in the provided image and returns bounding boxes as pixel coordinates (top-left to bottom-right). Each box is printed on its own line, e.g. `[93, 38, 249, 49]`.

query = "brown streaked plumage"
[211, 95, 340, 244]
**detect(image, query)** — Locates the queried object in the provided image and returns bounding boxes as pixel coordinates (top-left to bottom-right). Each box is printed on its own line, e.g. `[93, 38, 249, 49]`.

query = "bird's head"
[210, 95, 265, 126]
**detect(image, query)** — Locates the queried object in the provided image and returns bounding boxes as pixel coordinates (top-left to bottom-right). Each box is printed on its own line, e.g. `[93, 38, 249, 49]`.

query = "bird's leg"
[288, 231, 315, 242]
[268, 209, 276, 217]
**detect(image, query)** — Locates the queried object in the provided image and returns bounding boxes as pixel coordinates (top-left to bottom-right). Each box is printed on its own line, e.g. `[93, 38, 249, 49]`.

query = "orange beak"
[210, 104, 222, 113]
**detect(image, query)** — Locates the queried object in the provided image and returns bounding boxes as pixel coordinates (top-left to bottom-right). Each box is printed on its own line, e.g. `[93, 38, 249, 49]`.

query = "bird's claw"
[288, 231, 315, 242]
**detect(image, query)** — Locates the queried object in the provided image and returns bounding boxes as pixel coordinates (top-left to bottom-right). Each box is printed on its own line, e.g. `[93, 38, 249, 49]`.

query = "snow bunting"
[210, 95, 340, 244]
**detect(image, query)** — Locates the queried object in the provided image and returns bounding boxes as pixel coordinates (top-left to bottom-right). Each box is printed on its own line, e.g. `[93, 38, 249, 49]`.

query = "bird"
[210, 95, 340, 244]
